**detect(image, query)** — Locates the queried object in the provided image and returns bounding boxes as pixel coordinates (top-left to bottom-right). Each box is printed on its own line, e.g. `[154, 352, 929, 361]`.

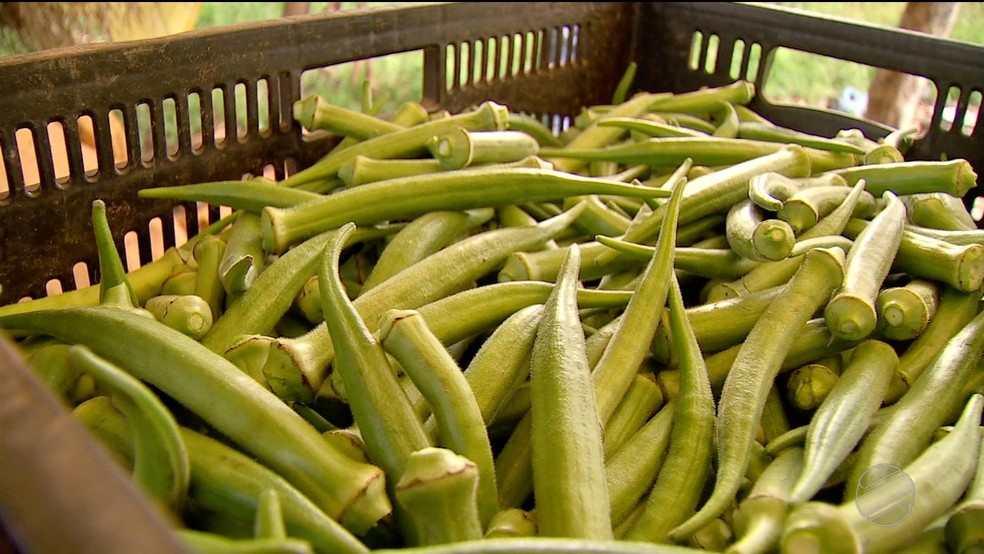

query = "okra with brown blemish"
[670, 246, 845, 541]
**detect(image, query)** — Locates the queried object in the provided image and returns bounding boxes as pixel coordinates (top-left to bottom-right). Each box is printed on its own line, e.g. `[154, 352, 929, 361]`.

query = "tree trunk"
[864, 2, 960, 130]
[283, 2, 311, 17]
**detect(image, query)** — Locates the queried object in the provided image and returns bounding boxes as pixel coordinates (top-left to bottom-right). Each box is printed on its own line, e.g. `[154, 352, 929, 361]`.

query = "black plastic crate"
[0, 1, 981, 303]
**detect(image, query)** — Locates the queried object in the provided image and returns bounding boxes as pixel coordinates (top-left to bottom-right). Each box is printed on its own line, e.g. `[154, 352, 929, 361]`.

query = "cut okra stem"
[784, 354, 843, 411]
[777, 184, 879, 235]
[428, 129, 540, 170]
[293, 94, 404, 139]
[218, 211, 266, 295]
[394, 448, 484, 547]
[485, 509, 538, 539]
[875, 278, 940, 341]
[726, 198, 795, 262]
[747, 171, 849, 213]
[144, 294, 214, 341]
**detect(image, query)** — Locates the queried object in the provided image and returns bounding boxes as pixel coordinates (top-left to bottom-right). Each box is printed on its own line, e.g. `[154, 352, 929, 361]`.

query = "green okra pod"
[0, 307, 391, 535]
[903, 223, 984, 246]
[592, 172, 687, 426]
[254, 488, 287, 540]
[192, 235, 227, 323]
[280, 100, 509, 188]
[725, 198, 795, 262]
[338, 156, 444, 187]
[378, 309, 498, 528]
[777, 184, 880, 235]
[736, 121, 867, 154]
[790, 340, 898, 504]
[261, 167, 669, 255]
[843, 217, 984, 293]
[748, 171, 849, 213]
[361, 209, 495, 293]
[530, 244, 613, 539]
[317, 223, 430, 486]
[827, 158, 978, 198]
[945, 429, 984, 553]
[596, 236, 761, 280]
[461, 304, 542, 426]
[506, 112, 563, 147]
[596, 116, 708, 139]
[91, 199, 146, 313]
[24, 339, 85, 403]
[824, 191, 906, 342]
[394, 448, 484, 546]
[847, 306, 984, 502]
[177, 529, 314, 554]
[138, 180, 323, 213]
[68, 346, 190, 512]
[903, 191, 978, 231]
[670, 246, 845, 541]
[782, 394, 984, 554]
[624, 272, 715, 544]
[293, 94, 403, 139]
[606, 403, 676, 524]
[726, 446, 805, 554]
[603, 373, 664, 458]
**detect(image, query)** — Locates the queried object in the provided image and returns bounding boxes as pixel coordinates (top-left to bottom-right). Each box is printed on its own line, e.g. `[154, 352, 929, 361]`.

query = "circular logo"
[855, 464, 915, 526]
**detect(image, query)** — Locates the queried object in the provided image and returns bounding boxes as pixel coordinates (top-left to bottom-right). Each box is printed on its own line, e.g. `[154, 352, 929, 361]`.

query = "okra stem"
[875, 278, 939, 341]
[144, 294, 213, 342]
[726, 199, 795, 262]
[428, 129, 539, 170]
[218, 211, 266, 295]
[394, 448, 484, 546]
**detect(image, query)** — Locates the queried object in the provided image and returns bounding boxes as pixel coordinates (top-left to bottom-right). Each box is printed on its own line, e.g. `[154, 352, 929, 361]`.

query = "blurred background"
[0, 2, 981, 136]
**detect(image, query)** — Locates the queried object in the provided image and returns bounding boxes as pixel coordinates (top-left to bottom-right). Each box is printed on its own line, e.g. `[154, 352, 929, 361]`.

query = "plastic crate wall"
[1, 2, 982, 307]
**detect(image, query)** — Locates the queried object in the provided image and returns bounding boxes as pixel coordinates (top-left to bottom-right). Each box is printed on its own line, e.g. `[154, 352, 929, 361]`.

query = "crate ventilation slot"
[938, 86, 981, 136]
[446, 24, 580, 91]
[689, 31, 761, 83]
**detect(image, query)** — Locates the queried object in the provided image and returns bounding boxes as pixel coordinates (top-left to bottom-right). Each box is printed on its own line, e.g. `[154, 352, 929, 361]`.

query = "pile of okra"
[2, 70, 984, 554]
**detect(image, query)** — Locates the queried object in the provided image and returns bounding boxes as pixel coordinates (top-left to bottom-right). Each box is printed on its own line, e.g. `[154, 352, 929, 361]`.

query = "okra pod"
[790, 340, 898, 504]
[0, 307, 391, 535]
[68, 346, 190, 512]
[824, 191, 906, 342]
[670, 246, 845, 541]
[875, 278, 940, 341]
[777, 184, 879, 235]
[828, 158, 978, 197]
[748, 171, 848, 213]
[624, 273, 715, 543]
[378, 309, 498, 528]
[218, 211, 266, 295]
[603, 373, 664, 458]
[945, 430, 984, 553]
[847, 307, 984, 502]
[736, 121, 866, 154]
[484, 509, 538, 539]
[903, 191, 978, 231]
[428, 129, 539, 170]
[530, 244, 612, 539]
[317, 223, 430, 488]
[280, 100, 509, 188]
[725, 198, 795, 262]
[261, 167, 669, 255]
[138, 179, 323, 213]
[784, 354, 843, 411]
[605, 403, 675, 524]
[782, 394, 984, 554]
[726, 447, 805, 554]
